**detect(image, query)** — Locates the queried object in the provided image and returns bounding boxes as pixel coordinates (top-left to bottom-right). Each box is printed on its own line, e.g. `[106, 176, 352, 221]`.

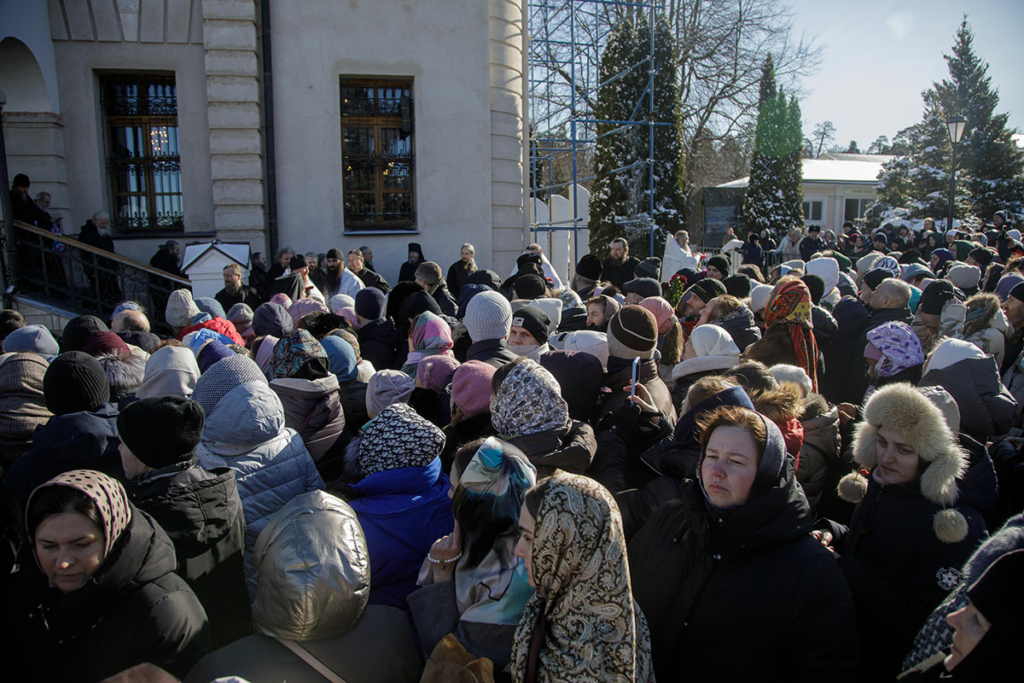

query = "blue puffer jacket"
[4, 404, 122, 503]
[349, 456, 454, 611]
[196, 381, 325, 600]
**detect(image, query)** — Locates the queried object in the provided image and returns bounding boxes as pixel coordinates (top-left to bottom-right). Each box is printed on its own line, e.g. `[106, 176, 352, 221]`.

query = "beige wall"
[802, 181, 878, 236]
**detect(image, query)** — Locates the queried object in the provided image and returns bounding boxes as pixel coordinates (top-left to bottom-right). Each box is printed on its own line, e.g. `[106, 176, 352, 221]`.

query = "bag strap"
[277, 638, 349, 683]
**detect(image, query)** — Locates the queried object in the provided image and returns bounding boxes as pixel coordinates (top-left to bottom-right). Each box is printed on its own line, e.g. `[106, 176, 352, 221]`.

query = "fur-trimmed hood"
[839, 382, 969, 543]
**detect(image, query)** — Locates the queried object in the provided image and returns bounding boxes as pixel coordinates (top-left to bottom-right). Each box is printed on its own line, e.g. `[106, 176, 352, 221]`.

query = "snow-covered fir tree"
[743, 55, 796, 237]
[780, 95, 805, 228]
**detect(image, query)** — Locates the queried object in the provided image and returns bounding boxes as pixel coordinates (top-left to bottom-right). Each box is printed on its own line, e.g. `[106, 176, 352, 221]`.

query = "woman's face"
[34, 512, 106, 592]
[873, 425, 921, 486]
[945, 601, 991, 671]
[513, 506, 536, 587]
[707, 265, 725, 281]
[697, 299, 716, 326]
[701, 426, 760, 508]
[930, 253, 940, 269]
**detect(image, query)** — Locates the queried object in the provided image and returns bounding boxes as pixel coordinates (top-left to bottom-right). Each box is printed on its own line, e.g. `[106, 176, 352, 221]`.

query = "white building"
[0, 0, 529, 281]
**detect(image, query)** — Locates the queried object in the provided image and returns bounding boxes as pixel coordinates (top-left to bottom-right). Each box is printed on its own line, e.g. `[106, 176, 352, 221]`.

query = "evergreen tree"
[742, 55, 791, 237]
[589, 14, 685, 260]
[780, 95, 805, 228]
[933, 17, 1024, 220]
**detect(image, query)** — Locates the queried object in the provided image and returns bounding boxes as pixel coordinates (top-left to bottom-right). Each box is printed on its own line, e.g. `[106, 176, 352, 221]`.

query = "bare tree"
[812, 120, 836, 157]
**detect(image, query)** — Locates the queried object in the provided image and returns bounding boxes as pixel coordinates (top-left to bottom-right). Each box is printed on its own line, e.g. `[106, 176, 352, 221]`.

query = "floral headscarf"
[511, 472, 654, 683]
[491, 359, 571, 437]
[764, 279, 819, 392]
[451, 438, 537, 625]
[401, 311, 454, 376]
[866, 321, 924, 379]
[28, 469, 132, 558]
[358, 403, 445, 477]
[270, 329, 329, 380]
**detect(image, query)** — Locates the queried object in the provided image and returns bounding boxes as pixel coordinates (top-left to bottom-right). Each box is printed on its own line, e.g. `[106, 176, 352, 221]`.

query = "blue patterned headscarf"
[270, 329, 329, 380]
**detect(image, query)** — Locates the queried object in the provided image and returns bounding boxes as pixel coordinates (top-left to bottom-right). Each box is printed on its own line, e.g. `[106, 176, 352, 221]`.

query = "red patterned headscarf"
[764, 280, 818, 391]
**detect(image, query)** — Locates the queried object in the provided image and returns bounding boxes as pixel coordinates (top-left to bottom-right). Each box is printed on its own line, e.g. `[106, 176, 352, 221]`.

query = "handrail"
[12, 219, 192, 286]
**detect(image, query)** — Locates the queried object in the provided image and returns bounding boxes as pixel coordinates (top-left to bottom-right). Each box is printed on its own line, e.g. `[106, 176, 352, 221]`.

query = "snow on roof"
[181, 241, 251, 272]
[717, 158, 892, 189]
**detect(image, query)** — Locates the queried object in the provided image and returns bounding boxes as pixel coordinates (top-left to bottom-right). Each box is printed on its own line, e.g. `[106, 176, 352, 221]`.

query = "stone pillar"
[203, 0, 266, 253]
[489, 0, 528, 277]
[1, 111, 68, 218]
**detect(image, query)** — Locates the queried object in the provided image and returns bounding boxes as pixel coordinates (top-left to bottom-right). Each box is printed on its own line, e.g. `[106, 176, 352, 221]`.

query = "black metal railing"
[10, 219, 191, 328]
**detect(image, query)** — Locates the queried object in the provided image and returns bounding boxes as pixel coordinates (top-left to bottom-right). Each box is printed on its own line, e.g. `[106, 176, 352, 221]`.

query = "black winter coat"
[989, 438, 1024, 522]
[818, 456, 996, 681]
[503, 420, 596, 476]
[918, 357, 1017, 440]
[215, 285, 263, 315]
[355, 267, 391, 294]
[356, 318, 399, 372]
[440, 413, 496, 474]
[822, 296, 870, 405]
[465, 338, 519, 368]
[17, 508, 210, 681]
[4, 405, 123, 503]
[337, 380, 370, 439]
[629, 463, 860, 682]
[127, 462, 250, 648]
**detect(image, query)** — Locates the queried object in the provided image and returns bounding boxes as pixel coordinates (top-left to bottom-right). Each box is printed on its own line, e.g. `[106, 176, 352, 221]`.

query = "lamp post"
[946, 115, 967, 232]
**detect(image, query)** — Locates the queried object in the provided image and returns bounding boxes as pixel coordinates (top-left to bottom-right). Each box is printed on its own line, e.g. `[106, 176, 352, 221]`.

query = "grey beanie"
[365, 369, 415, 419]
[464, 290, 512, 342]
[195, 297, 226, 320]
[3, 325, 59, 357]
[252, 302, 294, 338]
[191, 354, 268, 417]
[227, 303, 254, 325]
[166, 289, 200, 328]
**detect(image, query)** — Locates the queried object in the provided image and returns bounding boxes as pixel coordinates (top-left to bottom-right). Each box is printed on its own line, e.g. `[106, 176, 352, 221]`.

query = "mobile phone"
[631, 356, 641, 398]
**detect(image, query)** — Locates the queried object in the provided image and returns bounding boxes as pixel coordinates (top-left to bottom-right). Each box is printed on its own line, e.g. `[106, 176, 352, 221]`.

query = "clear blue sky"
[788, 0, 1024, 149]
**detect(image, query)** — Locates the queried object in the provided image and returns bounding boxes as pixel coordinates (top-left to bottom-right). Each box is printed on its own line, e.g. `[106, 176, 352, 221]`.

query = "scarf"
[358, 403, 445, 477]
[491, 359, 571, 437]
[452, 438, 537, 625]
[136, 346, 201, 399]
[764, 280, 819, 392]
[401, 311, 454, 376]
[510, 472, 654, 683]
[28, 470, 131, 558]
[270, 329, 329, 380]
[866, 321, 924, 379]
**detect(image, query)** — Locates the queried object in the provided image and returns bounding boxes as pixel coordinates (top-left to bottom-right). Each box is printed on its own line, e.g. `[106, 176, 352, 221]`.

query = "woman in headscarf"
[135, 345, 201, 400]
[490, 358, 596, 476]
[629, 406, 859, 680]
[863, 321, 925, 399]
[744, 278, 819, 391]
[268, 329, 347, 481]
[669, 324, 742, 404]
[930, 248, 955, 278]
[13, 470, 210, 680]
[638, 296, 684, 381]
[0, 352, 52, 467]
[409, 437, 537, 672]
[401, 311, 454, 377]
[510, 471, 654, 683]
[321, 335, 370, 440]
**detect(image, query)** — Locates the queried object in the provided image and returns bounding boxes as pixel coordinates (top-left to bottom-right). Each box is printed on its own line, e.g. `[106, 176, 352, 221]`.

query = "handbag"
[419, 634, 495, 683]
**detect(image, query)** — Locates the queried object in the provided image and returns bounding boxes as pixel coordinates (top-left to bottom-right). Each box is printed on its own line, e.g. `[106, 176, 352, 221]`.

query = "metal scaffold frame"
[528, 0, 667, 272]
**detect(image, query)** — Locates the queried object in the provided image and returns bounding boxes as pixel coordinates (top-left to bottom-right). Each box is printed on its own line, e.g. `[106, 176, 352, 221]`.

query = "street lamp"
[946, 115, 967, 232]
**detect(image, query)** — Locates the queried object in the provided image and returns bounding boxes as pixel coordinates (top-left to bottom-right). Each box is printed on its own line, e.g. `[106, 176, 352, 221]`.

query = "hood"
[270, 374, 340, 399]
[806, 257, 840, 294]
[955, 434, 999, 515]
[350, 456, 445, 497]
[252, 491, 370, 641]
[201, 380, 287, 453]
[135, 346, 200, 400]
[832, 296, 870, 336]
[800, 403, 840, 456]
[960, 293, 1008, 339]
[811, 306, 838, 339]
[671, 354, 740, 380]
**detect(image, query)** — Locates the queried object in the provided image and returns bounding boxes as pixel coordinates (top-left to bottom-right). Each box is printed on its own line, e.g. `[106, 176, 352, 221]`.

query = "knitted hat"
[415, 261, 443, 286]
[1011, 281, 1024, 304]
[862, 268, 890, 292]
[365, 369, 416, 419]
[947, 263, 982, 291]
[919, 279, 957, 315]
[355, 288, 386, 320]
[622, 277, 661, 300]
[873, 232, 887, 245]
[467, 269, 502, 291]
[706, 255, 730, 276]
[253, 302, 294, 338]
[749, 283, 773, 314]
[511, 306, 551, 344]
[43, 351, 110, 415]
[80, 331, 132, 358]
[681, 278, 727, 308]
[464, 291, 513, 342]
[195, 297, 226, 320]
[359, 403, 445, 477]
[841, 383, 970, 543]
[289, 255, 308, 271]
[110, 301, 144, 322]
[873, 256, 901, 279]
[288, 298, 329, 327]
[3, 325, 59, 357]
[856, 252, 882, 275]
[328, 294, 355, 315]
[723, 274, 752, 299]
[117, 396, 205, 469]
[416, 355, 461, 393]
[801, 274, 825, 305]
[606, 305, 658, 359]
[634, 257, 661, 281]
[62, 315, 109, 352]
[191, 354, 268, 417]
[514, 274, 547, 300]
[575, 254, 603, 281]
[166, 290, 200, 329]
[451, 360, 497, 418]
[969, 248, 994, 268]
[227, 303, 254, 325]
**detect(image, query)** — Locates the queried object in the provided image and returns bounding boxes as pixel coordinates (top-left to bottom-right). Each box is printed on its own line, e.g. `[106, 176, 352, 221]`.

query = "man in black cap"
[678, 278, 727, 334]
[602, 238, 641, 290]
[572, 254, 603, 299]
[622, 277, 661, 304]
[1001, 282, 1024, 374]
[508, 306, 552, 361]
[348, 248, 390, 293]
[398, 242, 424, 283]
[799, 225, 825, 262]
[872, 232, 889, 254]
[859, 268, 891, 306]
[967, 248, 995, 271]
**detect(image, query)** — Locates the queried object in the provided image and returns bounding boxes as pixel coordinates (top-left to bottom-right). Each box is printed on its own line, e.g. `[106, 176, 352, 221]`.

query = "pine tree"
[933, 17, 1024, 220]
[589, 14, 686, 260]
[780, 95, 805, 227]
[742, 55, 791, 237]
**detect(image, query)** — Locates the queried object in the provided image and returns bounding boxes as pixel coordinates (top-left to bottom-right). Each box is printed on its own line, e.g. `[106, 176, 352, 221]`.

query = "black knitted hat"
[634, 257, 661, 281]
[801, 274, 825, 305]
[707, 255, 730, 276]
[607, 305, 658, 357]
[514, 274, 547, 300]
[118, 396, 205, 469]
[862, 268, 890, 291]
[920, 280, 956, 315]
[575, 254, 603, 281]
[724, 274, 752, 299]
[510, 306, 551, 344]
[62, 315, 109, 352]
[682, 278, 727, 306]
[969, 248, 994, 268]
[43, 351, 110, 415]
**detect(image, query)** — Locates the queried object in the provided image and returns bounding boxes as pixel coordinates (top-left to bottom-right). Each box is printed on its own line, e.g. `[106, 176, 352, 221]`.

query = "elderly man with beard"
[215, 263, 263, 313]
[321, 248, 365, 300]
[78, 210, 122, 307]
[446, 243, 477, 298]
[348, 249, 390, 293]
[602, 237, 641, 290]
[398, 242, 424, 283]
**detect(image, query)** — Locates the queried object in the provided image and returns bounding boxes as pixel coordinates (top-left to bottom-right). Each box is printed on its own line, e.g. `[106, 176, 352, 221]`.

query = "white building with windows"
[0, 0, 529, 280]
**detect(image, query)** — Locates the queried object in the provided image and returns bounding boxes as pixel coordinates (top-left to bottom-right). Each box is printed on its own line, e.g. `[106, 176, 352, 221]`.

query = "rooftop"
[717, 156, 895, 188]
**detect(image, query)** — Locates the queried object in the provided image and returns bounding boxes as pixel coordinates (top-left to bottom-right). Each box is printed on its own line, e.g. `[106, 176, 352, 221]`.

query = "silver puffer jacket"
[252, 490, 370, 641]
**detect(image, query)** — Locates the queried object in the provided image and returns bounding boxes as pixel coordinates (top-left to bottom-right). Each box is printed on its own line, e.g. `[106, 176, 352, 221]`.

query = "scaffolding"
[528, 0, 667, 280]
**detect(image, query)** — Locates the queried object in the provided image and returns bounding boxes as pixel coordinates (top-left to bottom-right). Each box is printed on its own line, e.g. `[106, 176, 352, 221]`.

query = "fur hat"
[840, 383, 969, 543]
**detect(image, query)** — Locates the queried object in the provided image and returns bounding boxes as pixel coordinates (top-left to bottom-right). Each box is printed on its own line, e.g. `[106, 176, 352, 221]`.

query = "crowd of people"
[1, 216, 1024, 682]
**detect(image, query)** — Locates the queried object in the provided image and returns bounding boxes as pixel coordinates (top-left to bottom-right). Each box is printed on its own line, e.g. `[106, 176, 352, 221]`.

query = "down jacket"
[196, 380, 325, 600]
[918, 356, 1017, 440]
[270, 375, 347, 480]
[797, 394, 842, 515]
[503, 420, 597, 476]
